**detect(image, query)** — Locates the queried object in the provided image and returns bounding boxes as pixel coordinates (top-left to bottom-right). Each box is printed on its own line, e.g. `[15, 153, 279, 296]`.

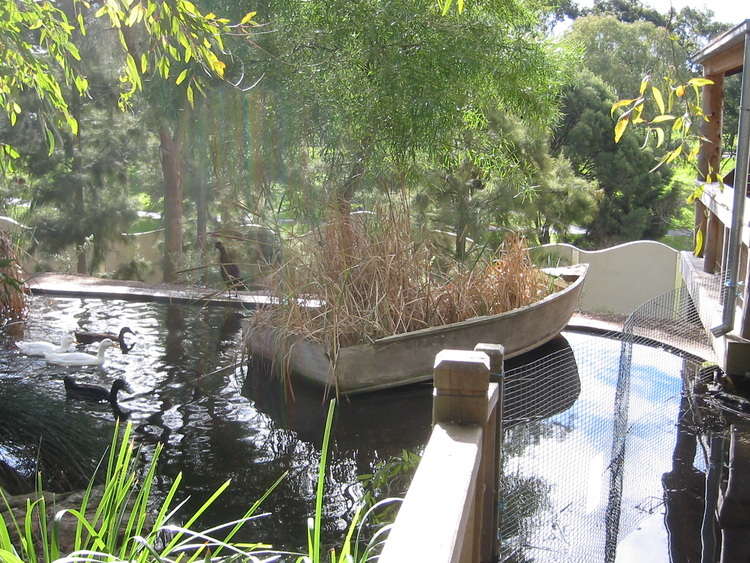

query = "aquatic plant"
[249, 202, 552, 358]
[295, 399, 401, 563]
[0, 400, 401, 563]
[0, 422, 281, 562]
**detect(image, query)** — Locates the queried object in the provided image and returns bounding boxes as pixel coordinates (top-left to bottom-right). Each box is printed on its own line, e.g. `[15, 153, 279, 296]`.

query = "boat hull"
[247, 264, 588, 395]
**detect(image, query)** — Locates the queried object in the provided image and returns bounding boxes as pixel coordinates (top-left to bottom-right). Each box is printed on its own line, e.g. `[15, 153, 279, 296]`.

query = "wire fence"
[498, 276, 722, 562]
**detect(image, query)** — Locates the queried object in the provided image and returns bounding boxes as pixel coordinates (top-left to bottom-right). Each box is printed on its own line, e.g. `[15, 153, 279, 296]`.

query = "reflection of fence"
[380, 344, 503, 563]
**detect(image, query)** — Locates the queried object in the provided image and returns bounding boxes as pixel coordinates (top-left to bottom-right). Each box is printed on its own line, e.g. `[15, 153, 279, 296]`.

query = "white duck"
[45, 338, 118, 367]
[16, 334, 76, 357]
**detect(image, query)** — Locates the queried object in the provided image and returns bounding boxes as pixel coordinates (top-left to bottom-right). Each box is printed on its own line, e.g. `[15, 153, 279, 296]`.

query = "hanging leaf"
[240, 12, 257, 25]
[614, 117, 629, 143]
[693, 228, 704, 256]
[611, 98, 637, 117]
[688, 77, 715, 87]
[651, 115, 675, 123]
[654, 127, 665, 147]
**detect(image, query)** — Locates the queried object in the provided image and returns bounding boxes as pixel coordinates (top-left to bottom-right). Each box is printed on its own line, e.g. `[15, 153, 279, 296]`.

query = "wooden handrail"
[379, 345, 503, 563]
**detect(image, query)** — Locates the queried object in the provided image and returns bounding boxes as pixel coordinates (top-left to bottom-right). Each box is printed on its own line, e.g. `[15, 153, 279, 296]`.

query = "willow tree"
[0, 0, 257, 281]
[255, 0, 573, 232]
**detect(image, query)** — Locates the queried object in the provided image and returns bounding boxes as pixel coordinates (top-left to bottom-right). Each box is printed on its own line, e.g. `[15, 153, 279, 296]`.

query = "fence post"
[433, 349, 499, 563]
[474, 343, 504, 563]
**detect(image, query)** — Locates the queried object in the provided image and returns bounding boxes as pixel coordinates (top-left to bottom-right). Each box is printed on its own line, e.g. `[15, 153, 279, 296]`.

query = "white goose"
[45, 338, 118, 367]
[16, 334, 76, 357]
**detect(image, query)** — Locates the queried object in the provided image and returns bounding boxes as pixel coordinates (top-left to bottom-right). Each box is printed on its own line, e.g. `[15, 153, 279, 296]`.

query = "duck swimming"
[16, 334, 76, 357]
[75, 327, 135, 352]
[64, 376, 132, 404]
[45, 338, 117, 367]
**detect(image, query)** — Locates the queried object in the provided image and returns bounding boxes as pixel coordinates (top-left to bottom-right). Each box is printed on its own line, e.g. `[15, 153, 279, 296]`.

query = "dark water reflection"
[0, 295, 435, 552]
[0, 295, 714, 561]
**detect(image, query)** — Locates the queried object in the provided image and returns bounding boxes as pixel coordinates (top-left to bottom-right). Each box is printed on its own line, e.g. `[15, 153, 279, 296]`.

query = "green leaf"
[240, 12, 257, 25]
[639, 75, 650, 94]
[611, 98, 636, 117]
[651, 115, 675, 123]
[693, 227, 704, 256]
[651, 86, 665, 115]
[665, 144, 683, 164]
[176, 69, 188, 85]
[45, 128, 55, 155]
[654, 126, 665, 147]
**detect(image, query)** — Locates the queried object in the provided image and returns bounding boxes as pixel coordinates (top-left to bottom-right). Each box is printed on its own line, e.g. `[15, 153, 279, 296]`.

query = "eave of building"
[691, 19, 750, 76]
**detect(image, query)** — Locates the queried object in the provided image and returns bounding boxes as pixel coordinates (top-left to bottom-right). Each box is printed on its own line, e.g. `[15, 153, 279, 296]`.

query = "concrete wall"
[534, 241, 682, 315]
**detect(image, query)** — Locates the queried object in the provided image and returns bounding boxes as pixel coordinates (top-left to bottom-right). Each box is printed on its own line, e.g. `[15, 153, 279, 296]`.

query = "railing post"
[474, 343, 504, 563]
[433, 348, 500, 563]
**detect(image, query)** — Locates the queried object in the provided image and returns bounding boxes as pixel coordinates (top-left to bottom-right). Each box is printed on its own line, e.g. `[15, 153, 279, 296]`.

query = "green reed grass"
[0, 422, 282, 563]
[1, 400, 400, 563]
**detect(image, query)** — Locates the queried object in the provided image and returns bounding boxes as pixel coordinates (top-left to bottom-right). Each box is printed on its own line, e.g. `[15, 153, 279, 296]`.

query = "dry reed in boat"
[249, 207, 552, 359]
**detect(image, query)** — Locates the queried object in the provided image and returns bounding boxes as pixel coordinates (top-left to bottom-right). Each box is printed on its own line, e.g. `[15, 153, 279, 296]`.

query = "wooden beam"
[702, 43, 745, 76]
[698, 73, 724, 182]
[474, 344, 503, 563]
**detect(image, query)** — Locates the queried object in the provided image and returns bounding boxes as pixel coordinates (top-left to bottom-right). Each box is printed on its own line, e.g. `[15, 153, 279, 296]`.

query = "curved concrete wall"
[534, 241, 682, 315]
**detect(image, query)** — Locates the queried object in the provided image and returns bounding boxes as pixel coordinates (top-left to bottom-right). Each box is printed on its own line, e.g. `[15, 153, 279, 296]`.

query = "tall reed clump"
[0, 230, 28, 329]
[0, 422, 282, 563]
[1, 402, 394, 563]
[249, 204, 553, 361]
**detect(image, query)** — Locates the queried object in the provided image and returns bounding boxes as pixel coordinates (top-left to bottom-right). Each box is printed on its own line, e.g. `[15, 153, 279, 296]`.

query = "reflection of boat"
[242, 356, 433, 449]
[246, 264, 588, 395]
[502, 334, 581, 427]
[242, 334, 580, 445]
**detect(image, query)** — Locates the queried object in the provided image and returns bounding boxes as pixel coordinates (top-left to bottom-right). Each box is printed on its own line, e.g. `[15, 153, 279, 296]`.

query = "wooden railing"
[379, 343, 504, 563]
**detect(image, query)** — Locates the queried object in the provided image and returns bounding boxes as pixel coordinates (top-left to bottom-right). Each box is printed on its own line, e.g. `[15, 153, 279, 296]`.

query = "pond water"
[0, 295, 719, 561]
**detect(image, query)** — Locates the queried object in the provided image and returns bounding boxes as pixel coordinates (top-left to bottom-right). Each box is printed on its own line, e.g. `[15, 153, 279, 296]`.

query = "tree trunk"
[334, 154, 365, 265]
[159, 120, 185, 282]
[66, 87, 87, 274]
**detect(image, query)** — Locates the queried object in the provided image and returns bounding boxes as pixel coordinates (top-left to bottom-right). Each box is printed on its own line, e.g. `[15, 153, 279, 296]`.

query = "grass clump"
[1, 402, 396, 563]
[0, 421, 281, 563]
[249, 203, 553, 359]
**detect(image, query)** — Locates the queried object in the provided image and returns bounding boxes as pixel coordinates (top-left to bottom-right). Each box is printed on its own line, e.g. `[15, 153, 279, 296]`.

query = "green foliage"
[0, 421, 281, 562]
[566, 15, 690, 99]
[612, 75, 713, 174]
[1, 396, 404, 563]
[297, 399, 403, 563]
[257, 0, 573, 212]
[358, 450, 421, 524]
[552, 68, 680, 246]
[600, 10, 733, 188]
[0, 0, 84, 166]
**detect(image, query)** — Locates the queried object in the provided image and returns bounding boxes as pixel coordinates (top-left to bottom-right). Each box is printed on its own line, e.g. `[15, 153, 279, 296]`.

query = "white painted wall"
[534, 241, 682, 315]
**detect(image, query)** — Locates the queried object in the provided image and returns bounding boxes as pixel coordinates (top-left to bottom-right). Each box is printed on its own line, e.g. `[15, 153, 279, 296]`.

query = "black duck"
[64, 376, 132, 404]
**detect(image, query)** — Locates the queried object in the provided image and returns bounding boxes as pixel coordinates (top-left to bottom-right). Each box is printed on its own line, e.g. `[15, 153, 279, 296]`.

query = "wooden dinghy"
[246, 263, 588, 395]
